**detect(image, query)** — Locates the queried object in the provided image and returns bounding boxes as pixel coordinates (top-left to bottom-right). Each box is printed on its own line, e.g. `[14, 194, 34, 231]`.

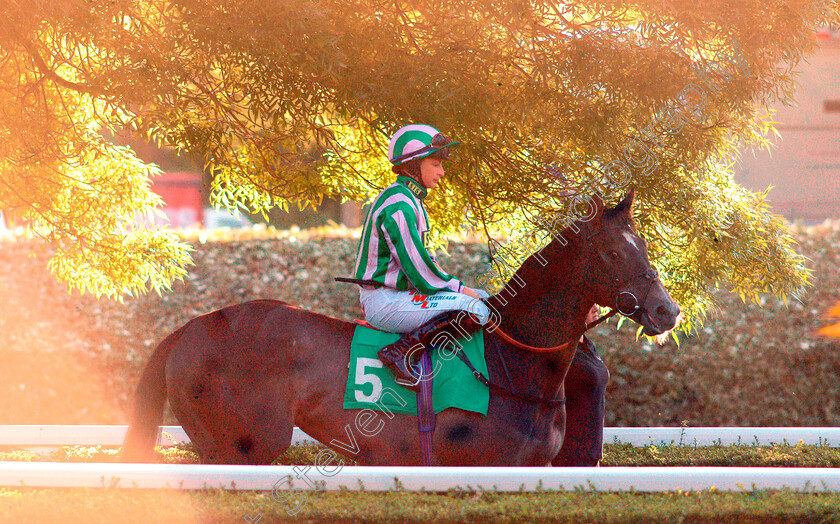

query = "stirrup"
[394, 360, 423, 389]
[394, 373, 422, 389]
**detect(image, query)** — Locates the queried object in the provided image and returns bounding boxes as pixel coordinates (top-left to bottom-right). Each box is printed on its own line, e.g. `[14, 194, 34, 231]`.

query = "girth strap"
[416, 348, 436, 466]
[453, 347, 565, 408]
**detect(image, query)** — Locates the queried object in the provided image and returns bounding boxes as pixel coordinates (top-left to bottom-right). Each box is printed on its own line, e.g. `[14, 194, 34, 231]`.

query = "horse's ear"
[612, 189, 635, 218]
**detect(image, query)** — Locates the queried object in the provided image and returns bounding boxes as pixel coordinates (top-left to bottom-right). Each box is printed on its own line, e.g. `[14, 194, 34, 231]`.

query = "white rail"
[0, 426, 837, 450]
[0, 463, 839, 491]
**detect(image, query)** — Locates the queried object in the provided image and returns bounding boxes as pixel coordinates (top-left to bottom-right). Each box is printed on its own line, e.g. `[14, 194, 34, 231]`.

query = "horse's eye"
[609, 250, 620, 260]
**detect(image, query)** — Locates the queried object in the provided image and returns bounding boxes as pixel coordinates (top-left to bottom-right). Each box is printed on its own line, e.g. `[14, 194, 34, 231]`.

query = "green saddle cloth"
[343, 323, 489, 416]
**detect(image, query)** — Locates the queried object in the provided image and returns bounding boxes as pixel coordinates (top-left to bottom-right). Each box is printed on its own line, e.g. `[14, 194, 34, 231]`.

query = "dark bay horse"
[122, 191, 680, 466]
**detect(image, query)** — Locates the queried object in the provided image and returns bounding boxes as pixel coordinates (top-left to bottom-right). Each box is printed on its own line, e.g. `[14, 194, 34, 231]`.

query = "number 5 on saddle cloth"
[342, 321, 489, 417]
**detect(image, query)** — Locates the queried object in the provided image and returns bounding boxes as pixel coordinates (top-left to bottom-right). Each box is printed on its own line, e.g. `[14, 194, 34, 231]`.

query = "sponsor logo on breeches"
[410, 293, 457, 309]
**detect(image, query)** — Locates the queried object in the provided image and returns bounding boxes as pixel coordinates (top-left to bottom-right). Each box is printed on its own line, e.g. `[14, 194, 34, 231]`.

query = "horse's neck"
[486, 235, 596, 402]
[491, 237, 593, 348]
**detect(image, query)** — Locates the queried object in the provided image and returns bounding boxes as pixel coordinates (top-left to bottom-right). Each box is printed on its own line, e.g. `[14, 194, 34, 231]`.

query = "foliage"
[0, 0, 194, 297]
[2, 1, 838, 313]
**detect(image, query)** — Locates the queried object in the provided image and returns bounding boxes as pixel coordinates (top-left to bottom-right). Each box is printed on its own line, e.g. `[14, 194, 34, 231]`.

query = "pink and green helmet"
[388, 124, 459, 169]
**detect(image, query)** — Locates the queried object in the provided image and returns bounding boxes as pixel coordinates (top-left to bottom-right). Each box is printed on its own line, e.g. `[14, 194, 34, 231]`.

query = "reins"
[485, 307, 618, 353]
[448, 307, 618, 408]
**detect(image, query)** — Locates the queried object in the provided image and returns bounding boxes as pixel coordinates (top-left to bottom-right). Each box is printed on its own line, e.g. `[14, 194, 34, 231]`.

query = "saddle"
[344, 320, 488, 466]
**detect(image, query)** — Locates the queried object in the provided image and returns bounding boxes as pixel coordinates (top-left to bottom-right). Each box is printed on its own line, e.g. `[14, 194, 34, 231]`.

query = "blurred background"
[0, 29, 837, 430]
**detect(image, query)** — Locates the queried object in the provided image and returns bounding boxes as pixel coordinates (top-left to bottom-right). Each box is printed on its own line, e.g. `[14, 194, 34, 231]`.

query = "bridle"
[485, 225, 661, 353]
[582, 226, 662, 319]
[450, 225, 664, 408]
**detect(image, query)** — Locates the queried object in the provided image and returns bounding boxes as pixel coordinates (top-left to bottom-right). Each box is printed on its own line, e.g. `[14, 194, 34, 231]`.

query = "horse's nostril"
[657, 303, 681, 317]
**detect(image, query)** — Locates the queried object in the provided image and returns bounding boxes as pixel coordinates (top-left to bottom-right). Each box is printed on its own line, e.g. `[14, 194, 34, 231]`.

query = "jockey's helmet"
[388, 124, 459, 173]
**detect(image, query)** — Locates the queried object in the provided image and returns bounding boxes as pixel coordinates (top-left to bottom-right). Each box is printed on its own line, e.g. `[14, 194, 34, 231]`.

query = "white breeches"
[359, 287, 491, 333]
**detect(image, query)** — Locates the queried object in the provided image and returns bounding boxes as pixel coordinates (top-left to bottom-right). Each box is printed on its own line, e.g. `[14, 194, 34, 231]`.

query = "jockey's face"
[419, 157, 445, 189]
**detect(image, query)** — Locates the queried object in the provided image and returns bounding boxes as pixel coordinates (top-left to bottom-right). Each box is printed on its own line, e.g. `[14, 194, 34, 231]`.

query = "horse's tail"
[121, 327, 182, 462]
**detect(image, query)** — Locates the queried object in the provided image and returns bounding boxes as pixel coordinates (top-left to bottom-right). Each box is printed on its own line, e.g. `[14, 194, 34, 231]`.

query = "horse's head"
[579, 190, 680, 336]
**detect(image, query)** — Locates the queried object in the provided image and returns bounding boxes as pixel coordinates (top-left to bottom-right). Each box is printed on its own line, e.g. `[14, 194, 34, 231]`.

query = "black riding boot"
[378, 310, 480, 389]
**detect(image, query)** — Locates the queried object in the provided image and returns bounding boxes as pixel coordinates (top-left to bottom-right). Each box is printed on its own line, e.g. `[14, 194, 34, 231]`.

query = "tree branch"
[17, 35, 105, 97]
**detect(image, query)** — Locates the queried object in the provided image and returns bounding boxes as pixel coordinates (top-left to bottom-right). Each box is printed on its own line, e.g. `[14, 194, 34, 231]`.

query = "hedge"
[0, 221, 838, 427]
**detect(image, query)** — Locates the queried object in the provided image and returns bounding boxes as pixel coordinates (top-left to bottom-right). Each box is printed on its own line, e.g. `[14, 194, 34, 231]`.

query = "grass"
[5, 441, 839, 468]
[2, 443, 840, 522]
[1, 488, 840, 523]
[602, 441, 840, 468]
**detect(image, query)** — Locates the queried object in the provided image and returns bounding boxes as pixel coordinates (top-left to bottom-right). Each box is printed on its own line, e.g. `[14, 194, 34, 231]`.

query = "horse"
[122, 190, 680, 466]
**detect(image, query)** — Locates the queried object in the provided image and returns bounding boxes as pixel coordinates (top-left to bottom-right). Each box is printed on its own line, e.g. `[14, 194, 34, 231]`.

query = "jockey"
[354, 124, 491, 385]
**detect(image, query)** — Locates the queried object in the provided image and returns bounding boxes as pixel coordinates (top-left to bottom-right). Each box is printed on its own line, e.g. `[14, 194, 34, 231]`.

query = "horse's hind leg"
[222, 381, 295, 465]
[169, 369, 295, 465]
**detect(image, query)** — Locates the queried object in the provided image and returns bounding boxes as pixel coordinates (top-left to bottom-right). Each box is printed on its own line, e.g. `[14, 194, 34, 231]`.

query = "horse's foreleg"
[551, 349, 608, 467]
